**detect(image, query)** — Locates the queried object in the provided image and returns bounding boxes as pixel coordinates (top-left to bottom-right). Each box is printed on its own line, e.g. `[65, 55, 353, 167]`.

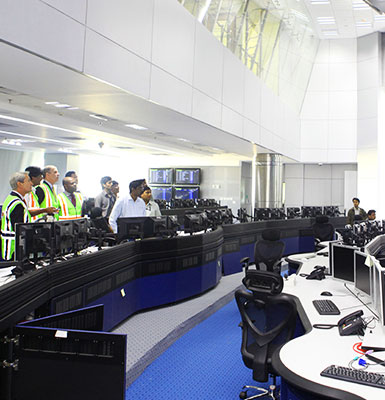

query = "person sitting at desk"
[347, 197, 367, 226]
[108, 180, 146, 233]
[1, 172, 33, 260]
[141, 186, 161, 217]
[57, 177, 84, 220]
[35, 165, 60, 221]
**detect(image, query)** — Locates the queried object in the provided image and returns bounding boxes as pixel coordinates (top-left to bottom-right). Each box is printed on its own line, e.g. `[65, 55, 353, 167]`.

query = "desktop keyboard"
[312, 299, 340, 315]
[321, 365, 385, 389]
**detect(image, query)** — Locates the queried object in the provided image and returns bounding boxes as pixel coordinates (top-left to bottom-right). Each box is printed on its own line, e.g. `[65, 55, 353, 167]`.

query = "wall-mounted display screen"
[175, 168, 200, 185]
[151, 186, 173, 202]
[148, 168, 173, 185]
[174, 187, 200, 200]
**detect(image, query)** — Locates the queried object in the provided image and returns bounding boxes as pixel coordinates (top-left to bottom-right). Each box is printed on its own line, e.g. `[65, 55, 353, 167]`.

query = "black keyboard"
[313, 299, 340, 315]
[321, 365, 385, 389]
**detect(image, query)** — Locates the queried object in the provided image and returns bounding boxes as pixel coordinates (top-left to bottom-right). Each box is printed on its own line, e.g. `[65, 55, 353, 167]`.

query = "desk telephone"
[306, 266, 326, 280]
[338, 310, 365, 336]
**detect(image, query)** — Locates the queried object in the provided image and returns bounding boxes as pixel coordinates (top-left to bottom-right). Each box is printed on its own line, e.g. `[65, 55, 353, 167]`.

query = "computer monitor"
[73, 218, 89, 251]
[54, 220, 74, 255]
[332, 243, 356, 283]
[148, 168, 173, 185]
[354, 250, 372, 296]
[151, 186, 173, 201]
[15, 222, 54, 263]
[174, 187, 199, 200]
[380, 269, 385, 326]
[117, 217, 156, 241]
[175, 168, 200, 185]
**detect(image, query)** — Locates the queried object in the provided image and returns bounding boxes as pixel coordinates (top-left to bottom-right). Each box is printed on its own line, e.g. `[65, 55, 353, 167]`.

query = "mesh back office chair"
[312, 215, 335, 250]
[241, 229, 285, 275]
[235, 271, 297, 399]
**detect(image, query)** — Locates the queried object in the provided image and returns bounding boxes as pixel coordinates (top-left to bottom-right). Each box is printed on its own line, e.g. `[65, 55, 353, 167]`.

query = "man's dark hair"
[111, 180, 119, 186]
[368, 209, 376, 216]
[142, 186, 151, 192]
[65, 170, 76, 177]
[100, 176, 112, 188]
[130, 179, 144, 193]
[352, 197, 360, 203]
[25, 166, 42, 178]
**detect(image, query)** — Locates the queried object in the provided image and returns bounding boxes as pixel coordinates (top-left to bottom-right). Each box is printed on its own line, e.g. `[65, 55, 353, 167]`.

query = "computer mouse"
[321, 291, 333, 296]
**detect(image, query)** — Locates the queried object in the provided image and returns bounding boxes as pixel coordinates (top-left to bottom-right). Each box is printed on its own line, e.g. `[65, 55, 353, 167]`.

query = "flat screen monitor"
[151, 186, 173, 201]
[148, 168, 173, 185]
[15, 222, 53, 262]
[175, 168, 200, 185]
[381, 269, 385, 326]
[73, 218, 89, 251]
[174, 187, 199, 200]
[54, 220, 74, 255]
[354, 250, 371, 296]
[332, 244, 355, 283]
[117, 217, 155, 241]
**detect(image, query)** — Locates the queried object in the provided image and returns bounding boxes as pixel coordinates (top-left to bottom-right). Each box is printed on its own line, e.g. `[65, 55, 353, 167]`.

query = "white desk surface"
[278, 253, 385, 400]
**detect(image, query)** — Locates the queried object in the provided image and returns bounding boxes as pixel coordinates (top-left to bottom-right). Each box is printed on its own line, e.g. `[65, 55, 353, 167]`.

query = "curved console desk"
[274, 253, 384, 400]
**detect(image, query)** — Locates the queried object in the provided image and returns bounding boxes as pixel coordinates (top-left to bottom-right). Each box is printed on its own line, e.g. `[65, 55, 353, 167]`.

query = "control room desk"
[273, 254, 385, 400]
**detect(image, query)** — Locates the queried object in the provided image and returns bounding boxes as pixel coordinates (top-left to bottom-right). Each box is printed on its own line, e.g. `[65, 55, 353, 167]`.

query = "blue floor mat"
[126, 299, 274, 400]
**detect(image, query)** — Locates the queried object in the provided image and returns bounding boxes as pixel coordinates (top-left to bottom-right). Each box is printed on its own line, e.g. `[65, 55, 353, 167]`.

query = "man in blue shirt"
[109, 179, 146, 233]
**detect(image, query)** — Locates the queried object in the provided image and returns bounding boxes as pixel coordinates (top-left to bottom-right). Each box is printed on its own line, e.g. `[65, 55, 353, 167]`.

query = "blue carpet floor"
[126, 299, 273, 400]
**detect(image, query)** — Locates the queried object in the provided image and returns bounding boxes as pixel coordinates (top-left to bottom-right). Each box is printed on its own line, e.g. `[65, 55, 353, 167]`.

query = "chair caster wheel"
[239, 391, 248, 399]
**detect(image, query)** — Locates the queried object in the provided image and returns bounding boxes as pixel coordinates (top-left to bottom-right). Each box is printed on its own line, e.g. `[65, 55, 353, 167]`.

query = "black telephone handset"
[338, 310, 365, 336]
[306, 266, 326, 280]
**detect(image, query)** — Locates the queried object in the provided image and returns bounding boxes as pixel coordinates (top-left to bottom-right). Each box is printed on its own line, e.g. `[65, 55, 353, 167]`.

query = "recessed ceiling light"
[356, 21, 372, 27]
[323, 30, 338, 36]
[67, 107, 79, 110]
[311, 0, 330, 4]
[178, 138, 191, 142]
[89, 114, 108, 121]
[353, 0, 370, 9]
[375, 15, 385, 21]
[317, 17, 335, 25]
[45, 101, 59, 105]
[2, 138, 22, 146]
[125, 124, 148, 130]
[54, 104, 71, 108]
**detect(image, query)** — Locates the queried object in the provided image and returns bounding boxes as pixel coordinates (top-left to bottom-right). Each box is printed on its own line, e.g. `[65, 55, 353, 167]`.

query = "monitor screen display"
[148, 168, 173, 185]
[175, 168, 200, 185]
[151, 186, 173, 201]
[332, 244, 355, 283]
[174, 187, 199, 200]
[354, 251, 371, 296]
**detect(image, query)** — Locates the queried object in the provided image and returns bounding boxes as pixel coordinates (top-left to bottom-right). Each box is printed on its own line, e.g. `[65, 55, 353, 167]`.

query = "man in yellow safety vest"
[57, 177, 84, 220]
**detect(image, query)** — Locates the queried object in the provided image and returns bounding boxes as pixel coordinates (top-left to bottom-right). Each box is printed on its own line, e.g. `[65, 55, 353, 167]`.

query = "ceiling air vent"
[0, 123, 16, 129]
[58, 137, 85, 141]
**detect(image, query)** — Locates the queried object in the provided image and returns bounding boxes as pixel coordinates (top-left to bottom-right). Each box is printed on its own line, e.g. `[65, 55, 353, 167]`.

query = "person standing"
[35, 165, 60, 221]
[109, 180, 146, 233]
[141, 186, 162, 217]
[347, 197, 367, 226]
[57, 177, 84, 220]
[1, 172, 33, 260]
[95, 176, 115, 218]
[24, 166, 58, 221]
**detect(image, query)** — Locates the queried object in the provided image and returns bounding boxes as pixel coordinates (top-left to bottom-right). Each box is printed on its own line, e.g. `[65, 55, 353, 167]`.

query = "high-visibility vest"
[1, 192, 31, 260]
[25, 189, 42, 222]
[58, 192, 83, 220]
[36, 181, 59, 221]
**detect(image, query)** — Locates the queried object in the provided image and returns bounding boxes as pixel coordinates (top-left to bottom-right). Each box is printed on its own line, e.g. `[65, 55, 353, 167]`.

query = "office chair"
[312, 215, 335, 250]
[241, 229, 285, 275]
[235, 270, 297, 399]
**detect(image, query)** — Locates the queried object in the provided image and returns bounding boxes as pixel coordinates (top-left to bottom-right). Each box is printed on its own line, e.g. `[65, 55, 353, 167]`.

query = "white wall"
[300, 39, 357, 163]
[0, 0, 301, 161]
[0, 148, 44, 202]
[284, 163, 357, 210]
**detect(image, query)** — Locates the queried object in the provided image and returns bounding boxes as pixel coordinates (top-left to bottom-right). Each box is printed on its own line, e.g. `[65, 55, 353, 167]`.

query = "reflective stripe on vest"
[1, 194, 31, 260]
[26, 190, 42, 222]
[58, 192, 83, 220]
[37, 182, 59, 220]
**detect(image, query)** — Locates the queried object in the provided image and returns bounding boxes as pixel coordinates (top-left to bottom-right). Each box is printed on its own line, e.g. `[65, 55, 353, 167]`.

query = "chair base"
[239, 385, 276, 400]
